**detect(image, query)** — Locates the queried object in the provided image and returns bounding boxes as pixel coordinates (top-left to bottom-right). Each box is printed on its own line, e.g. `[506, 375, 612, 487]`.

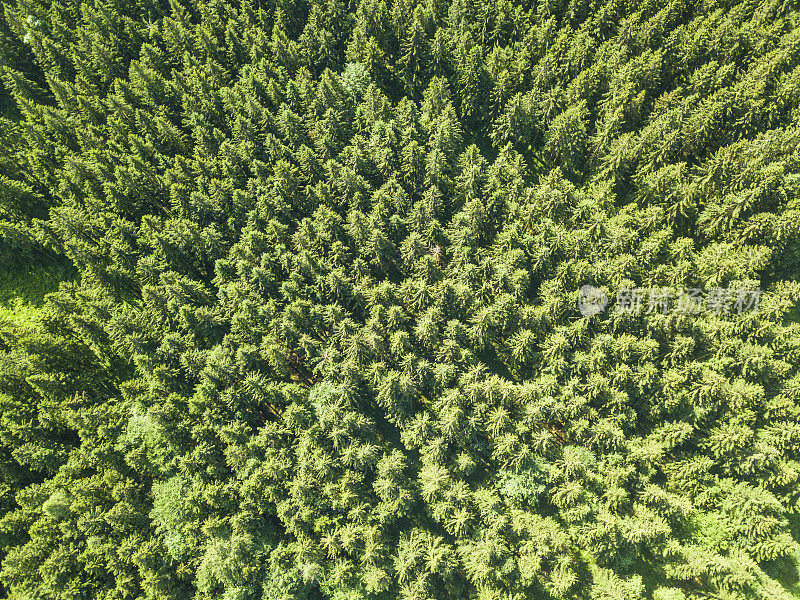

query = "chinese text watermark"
[577, 285, 761, 317]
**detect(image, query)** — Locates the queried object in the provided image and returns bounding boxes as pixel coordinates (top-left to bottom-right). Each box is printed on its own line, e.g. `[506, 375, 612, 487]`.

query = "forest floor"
[0, 263, 69, 325]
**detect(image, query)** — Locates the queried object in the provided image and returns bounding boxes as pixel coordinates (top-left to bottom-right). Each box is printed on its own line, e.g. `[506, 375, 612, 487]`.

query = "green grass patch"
[0, 264, 73, 326]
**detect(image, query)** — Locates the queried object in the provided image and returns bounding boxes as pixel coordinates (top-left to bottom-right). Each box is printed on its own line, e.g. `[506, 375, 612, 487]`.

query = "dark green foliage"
[1, 0, 800, 598]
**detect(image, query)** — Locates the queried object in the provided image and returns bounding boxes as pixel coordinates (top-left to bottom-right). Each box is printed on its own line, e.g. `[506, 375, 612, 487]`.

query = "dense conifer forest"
[2, 0, 800, 598]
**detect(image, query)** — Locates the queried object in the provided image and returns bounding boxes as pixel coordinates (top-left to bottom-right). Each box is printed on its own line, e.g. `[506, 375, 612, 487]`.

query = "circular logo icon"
[578, 285, 608, 316]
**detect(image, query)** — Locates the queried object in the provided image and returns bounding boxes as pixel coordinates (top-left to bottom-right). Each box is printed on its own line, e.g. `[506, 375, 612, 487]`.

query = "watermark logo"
[577, 285, 609, 316]
[577, 286, 761, 316]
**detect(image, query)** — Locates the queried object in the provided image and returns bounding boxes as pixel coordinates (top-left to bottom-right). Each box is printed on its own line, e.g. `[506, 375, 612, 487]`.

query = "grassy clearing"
[0, 263, 72, 326]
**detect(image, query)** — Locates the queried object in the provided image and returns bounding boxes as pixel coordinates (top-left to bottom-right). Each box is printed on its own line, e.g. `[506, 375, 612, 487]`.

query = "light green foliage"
[0, 0, 800, 599]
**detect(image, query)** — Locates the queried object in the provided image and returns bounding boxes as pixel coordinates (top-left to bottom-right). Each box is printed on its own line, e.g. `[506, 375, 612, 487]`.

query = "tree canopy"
[2, 0, 800, 598]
